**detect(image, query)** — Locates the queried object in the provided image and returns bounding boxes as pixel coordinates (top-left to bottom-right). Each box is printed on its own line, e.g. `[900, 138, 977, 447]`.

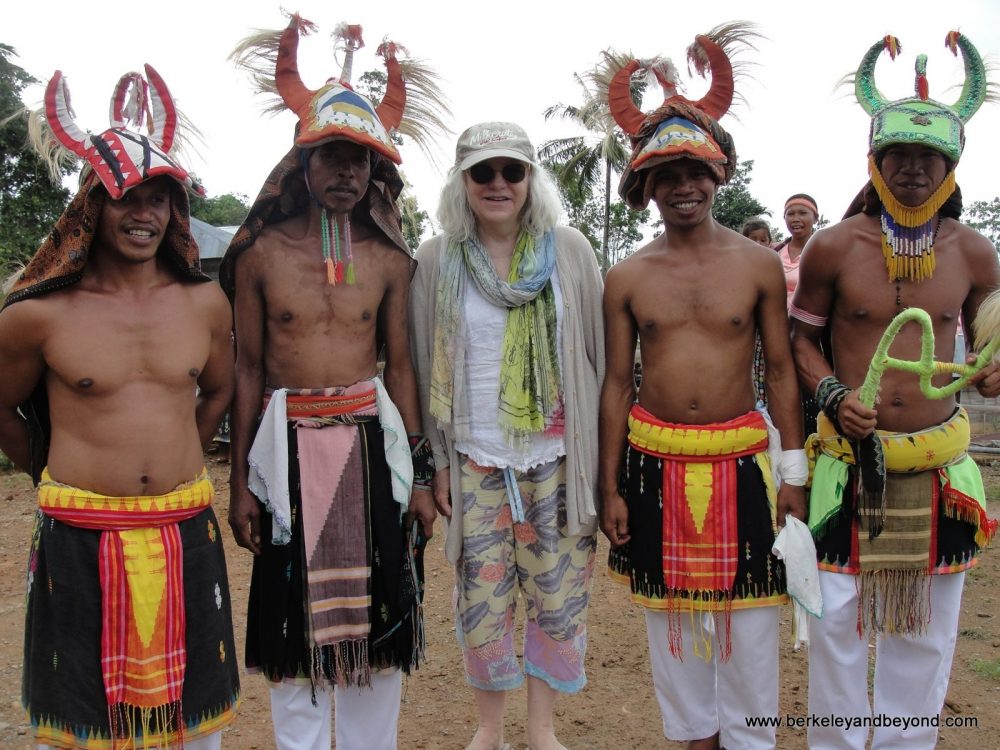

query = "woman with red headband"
[775, 193, 819, 304]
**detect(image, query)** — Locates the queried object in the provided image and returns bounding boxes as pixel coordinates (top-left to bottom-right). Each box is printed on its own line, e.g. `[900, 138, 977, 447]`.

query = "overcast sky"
[7, 0, 1000, 238]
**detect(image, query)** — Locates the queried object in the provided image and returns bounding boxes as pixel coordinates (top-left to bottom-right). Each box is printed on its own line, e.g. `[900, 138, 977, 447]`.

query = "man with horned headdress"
[221, 15, 444, 750]
[0, 67, 239, 748]
[791, 32, 999, 749]
[598, 25, 805, 750]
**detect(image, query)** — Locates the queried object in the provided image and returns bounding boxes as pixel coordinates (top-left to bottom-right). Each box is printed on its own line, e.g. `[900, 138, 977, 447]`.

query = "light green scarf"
[430, 230, 563, 444]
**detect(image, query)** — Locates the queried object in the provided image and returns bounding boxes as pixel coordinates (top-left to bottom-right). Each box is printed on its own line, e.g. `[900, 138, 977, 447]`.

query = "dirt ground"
[0, 456, 998, 749]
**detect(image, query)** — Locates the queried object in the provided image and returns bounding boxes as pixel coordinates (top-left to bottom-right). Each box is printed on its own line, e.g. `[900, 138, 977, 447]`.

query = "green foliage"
[0, 44, 73, 275]
[711, 159, 769, 231]
[964, 197, 1000, 250]
[547, 159, 647, 268]
[189, 192, 250, 227]
[0, 450, 12, 472]
[399, 193, 428, 251]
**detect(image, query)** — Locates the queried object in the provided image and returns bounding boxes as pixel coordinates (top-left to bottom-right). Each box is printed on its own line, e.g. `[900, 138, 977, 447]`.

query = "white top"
[455, 268, 566, 471]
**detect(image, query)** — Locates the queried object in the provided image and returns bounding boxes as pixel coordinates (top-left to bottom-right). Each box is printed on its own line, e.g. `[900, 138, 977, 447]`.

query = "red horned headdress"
[230, 13, 450, 164]
[600, 22, 760, 209]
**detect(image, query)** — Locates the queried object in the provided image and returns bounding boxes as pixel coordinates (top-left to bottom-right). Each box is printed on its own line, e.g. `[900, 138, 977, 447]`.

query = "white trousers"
[645, 606, 779, 750]
[269, 668, 402, 750]
[41, 732, 221, 750]
[807, 570, 964, 750]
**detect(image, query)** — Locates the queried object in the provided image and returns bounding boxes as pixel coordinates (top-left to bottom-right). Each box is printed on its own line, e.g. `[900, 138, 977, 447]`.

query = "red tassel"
[917, 74, 929, 100]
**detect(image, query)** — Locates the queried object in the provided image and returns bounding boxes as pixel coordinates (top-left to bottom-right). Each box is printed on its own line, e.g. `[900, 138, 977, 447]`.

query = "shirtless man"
[599, 34, 805, 750]
[791, 32, 1000, 750]
[0, 67, 237, 749]
[222, 16, 436, 750]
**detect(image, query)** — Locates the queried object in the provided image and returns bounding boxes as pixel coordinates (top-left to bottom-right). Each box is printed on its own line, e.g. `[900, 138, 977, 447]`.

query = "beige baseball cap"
[454, 121, 537, 171]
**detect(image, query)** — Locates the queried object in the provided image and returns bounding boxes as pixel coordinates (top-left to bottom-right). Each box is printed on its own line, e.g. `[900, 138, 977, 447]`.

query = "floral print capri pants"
[455, 454, 596, 693]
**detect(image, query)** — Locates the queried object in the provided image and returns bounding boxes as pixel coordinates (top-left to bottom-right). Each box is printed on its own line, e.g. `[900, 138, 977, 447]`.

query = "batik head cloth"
[45, 65, 204, 199]
[856, 31, 988, 163]
[607, 23, 755, 209]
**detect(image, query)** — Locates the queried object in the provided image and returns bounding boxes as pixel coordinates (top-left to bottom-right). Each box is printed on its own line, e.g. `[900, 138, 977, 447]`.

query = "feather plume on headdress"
[685, 21, 761, 112]
[25, 105, 78, 184]
[229, 13, 317, 114]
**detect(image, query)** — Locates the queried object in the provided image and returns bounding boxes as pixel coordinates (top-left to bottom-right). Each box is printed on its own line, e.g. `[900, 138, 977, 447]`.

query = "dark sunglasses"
[467, 162, 528, 185]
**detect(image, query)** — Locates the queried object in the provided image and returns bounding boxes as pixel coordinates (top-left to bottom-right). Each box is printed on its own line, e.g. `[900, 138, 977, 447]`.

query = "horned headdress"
[229, 13, 449, 164]
[36, 65, 204, 199]
[856, 31, 989, 164]
[6, 66, 207, 311]
[603, 22, 759, 209]
[851, 31, 996, 282]
[221, 13, 449, 290]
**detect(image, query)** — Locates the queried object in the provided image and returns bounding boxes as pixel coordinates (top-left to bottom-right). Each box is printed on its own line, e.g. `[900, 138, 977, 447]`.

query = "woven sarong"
[809, 407, 998, 634]
[288, 385, 379, 682]
[609, 407, 786, 661]
[26, 472, 239, 749]
[246, 384, 425, 687]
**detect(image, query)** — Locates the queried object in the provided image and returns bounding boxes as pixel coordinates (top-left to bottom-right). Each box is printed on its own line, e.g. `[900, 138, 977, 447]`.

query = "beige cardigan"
[409, 226, 605, 563]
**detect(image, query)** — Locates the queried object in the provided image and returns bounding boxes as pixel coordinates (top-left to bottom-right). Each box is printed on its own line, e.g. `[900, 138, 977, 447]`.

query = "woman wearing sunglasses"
[410, 122, 604, 750]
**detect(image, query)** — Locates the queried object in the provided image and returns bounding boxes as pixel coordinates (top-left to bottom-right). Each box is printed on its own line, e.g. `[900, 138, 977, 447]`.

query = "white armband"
[780, 449, 808, 486]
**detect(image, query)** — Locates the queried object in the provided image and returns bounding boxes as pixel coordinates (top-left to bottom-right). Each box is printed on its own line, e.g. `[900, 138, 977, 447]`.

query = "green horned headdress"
[856, 31, 987, 163]
[854, 31, 994, 282]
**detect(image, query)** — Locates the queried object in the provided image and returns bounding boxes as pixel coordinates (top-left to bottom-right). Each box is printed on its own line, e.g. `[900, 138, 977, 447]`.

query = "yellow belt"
[812, 408, 969, 472]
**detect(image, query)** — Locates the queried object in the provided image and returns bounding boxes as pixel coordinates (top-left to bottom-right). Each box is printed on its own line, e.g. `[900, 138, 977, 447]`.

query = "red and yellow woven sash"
[628, 406, 768, 595]
[264, 383, 377, 420]
[38, 469, 212, 747]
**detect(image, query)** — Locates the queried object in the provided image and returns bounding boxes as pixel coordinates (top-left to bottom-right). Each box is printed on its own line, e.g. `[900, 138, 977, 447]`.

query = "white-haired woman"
[410, 122, 604, 750]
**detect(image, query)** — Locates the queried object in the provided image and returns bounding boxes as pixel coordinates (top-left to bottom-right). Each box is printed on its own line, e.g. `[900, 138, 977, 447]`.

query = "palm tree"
[539, 53, 637, 273]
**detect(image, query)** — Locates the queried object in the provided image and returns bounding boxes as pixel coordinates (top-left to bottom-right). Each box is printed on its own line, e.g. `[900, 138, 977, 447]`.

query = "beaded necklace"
[319, 210, 355, 285]
[868, 155, 955, 283]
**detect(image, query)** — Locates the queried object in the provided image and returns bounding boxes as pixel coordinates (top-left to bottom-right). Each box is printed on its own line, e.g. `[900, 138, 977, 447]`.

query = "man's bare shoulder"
[613, 235, 665, 271]
[236, 217, 309, 276]
[950, 219, 999, 258]
[0, 296, 57, 347]
[186, 280, 233, 322]
[606, 246, 651, 286]
[800, 215, 871, 265]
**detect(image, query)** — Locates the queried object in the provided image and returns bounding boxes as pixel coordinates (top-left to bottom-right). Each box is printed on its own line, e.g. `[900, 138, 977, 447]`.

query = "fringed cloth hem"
[808, 410, 995, 635]
[608, 557, 787, 611]
[31, 693, 238, 750]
